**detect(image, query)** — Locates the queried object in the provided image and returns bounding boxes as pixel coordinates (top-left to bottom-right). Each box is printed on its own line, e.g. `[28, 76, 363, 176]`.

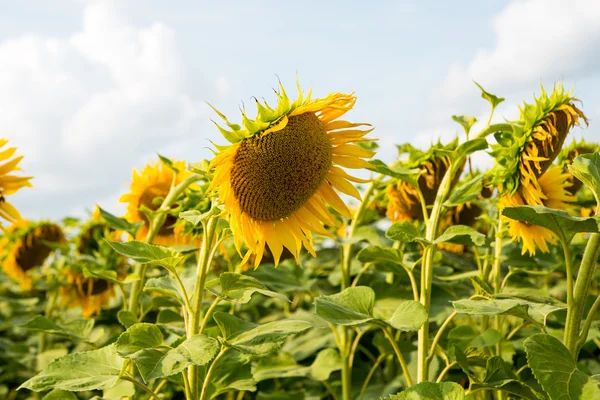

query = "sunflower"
[489, 83, 587, 204]
[1, 220, 64, 289]
[558, 139, 600, 196]
[208, 81, 374, 267]
[120, 159, 197, 246]
[58, 270, 116, 317]
[0, 139, 33, 223]
[500, 166, 575, 255]
[385, 142, 460, 223]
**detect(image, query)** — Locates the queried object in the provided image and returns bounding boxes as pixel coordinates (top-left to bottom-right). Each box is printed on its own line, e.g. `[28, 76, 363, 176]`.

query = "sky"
[2, 0, 600, 220]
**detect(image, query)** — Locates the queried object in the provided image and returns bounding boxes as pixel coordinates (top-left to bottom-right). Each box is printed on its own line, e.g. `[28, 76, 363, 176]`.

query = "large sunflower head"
[385, 141, 459, 223]
[208, 80, 375, 267]
[120, 159, 197, 246]
[1, 220, 65, 290]
[0, 139, 33, 223]
[58, 268, 116, 317]
[500, 166, 575, 255]
[489, 83, 587, 203]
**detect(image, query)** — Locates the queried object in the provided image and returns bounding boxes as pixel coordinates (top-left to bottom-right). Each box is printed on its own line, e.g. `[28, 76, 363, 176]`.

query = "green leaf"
[251, 352, 310, 382]
[205, 350, 256, 399]
[357, 246, 403, 265]
[474, 82, 505, 109]
[115, 323, 164, 357]
[210, 273, 289, 304]
[444, 174, 484, 207]
[386, 221, 428, 244]
[452, 115, 477, 136]
[97, 206, 143, 238]
[383, 381, 465, 399]
[144, 275, 192, 306]
[102, 379, 135, 399]
[569, 153, 600, 205]
[454, 138, 488, 158]
[106, 240, 184, 269]
[310, 348, 342, 381]
[388, 301, 428, 331]
[43, 390, 78, 400]
[139, 334, 220, 382]
[435, 225, 486, 246]
[117, 311, 138, 329]
[21, 316, 94, 340]
[453, 298, 566, 326]
[20, 345, 124, 392]
[525, 333, 600, 400]
[502, 205, 599, 243]
[315, 286, 375, 326]
[157, 153, 180, 173]
[368, 160, 421, 186]
[214, 313, 311, 355]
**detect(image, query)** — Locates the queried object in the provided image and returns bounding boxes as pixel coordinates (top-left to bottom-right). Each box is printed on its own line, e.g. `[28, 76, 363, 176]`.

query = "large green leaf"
[310, 348, 342, 381]
[214, 313, 311, 355]
[387, 301, 428, 332]
[21, 316, 94, 340]
[251, 352, 310, 382]
[115, 323, 164, 357]
[525, 334, 600, 400]
[383, 381, 465, 399]
[357, 246, 404, 265]
[107, 240, 184, 269]
[369, 159, 420, 185]
[469, 356, 543, 398]
[444, 174, 484, 207]
[434, 225, 486, 247]
[452, 298, 565, 326]
[315, 286, 375, 326]
[20, 345, 124, 392]
[210, 273, 289, 304]
[502, 206, 598, 244]
[386, 221, 428, 244]
[144, 275, 193, 306]
[97, 206, 143, 238]
[42, 390, 78, 400]
[453, 138, 488, 158]
[205, 350, 256, 399]
[569, 153, 600, 204]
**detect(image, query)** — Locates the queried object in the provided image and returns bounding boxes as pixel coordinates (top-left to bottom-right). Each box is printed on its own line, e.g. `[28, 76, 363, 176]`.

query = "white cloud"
[436, 0, 600, 102]
[2, 0, 213, 219]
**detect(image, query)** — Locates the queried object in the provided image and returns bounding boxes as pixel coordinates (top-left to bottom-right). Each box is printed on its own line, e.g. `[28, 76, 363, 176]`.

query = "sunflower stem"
[492, 217, 504, 359]
[188, 215, 219, 399]
[127, 173, 203, 316]
[564, 233, 600, 358]
[417, 156, 461, 383]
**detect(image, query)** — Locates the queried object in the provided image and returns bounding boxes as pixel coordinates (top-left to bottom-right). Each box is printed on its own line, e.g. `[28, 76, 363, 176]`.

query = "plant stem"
[200, 298, 221, 334]
[426, 311, 457, 364]
[382, 327, 413, 386]
[565, 233, 600, 357]
[123, 376, 160, 399]
[577, 294, 600, 350]
[359, 354, 385, 400]
[492, 217, 504, 358]
[188, 216, 219, 398]
[436, 361, 458, 383]
[199, 348, 227, 400]
[127, 174, 202, 315]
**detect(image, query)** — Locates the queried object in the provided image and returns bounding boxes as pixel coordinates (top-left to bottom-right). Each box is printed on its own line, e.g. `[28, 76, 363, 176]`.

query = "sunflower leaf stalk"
[127, 173, 202, 315]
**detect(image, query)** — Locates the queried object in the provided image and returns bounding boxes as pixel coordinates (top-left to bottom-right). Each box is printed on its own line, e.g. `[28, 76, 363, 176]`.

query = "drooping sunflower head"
[1, 220, 65, 290]
[438, 202, 484, 254]
[500, 166, 575, 255]
[489, 83, 587, 203]
[120, 159, 197, 246]
[0, 139, 33, 223]
[557, 139, 600, 196]
[58, 268, 116, 317]
[385, 141, 458, 223]
[208, 80, 375, 267]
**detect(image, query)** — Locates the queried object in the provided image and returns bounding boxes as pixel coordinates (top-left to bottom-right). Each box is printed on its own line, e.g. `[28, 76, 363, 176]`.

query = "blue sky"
[2, 0, 599, 220]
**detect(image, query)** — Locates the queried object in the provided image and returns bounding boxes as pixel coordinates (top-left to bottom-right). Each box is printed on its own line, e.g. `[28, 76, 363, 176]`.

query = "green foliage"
[383, 382, 465, 399]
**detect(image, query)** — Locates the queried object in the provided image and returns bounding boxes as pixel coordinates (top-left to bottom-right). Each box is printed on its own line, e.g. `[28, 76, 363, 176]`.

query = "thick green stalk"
[127, 174, 202, 315]
[492, 217, 504, 358]
[417, 158, 461, 382]
[188, 216, 219, 398]
[564, 233, 600, 357]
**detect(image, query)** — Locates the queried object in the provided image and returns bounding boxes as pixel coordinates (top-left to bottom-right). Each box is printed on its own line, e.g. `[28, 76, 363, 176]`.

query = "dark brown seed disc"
[139, 183, 177, 235]
[230, 112, 332, 222]
[16, 225, 63, 272]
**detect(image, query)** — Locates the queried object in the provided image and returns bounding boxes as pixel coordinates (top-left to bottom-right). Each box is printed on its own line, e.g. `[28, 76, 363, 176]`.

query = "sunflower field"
[2, 80, 600, 400]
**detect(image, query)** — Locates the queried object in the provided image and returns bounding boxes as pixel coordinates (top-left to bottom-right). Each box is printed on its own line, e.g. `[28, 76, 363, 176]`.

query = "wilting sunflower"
[208, 81, 374, 267]
[438, 202, 485, 253]
[500, 166, 575, 255]
[385, 141, 460, 223]
[58, 269, 116, 317]
[0, 139, 33, 223]
[1, 220, 64, 289]
[558, 140, 600, 196]
[489, 83, 587, 205]
[120, 159, 197, 246]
